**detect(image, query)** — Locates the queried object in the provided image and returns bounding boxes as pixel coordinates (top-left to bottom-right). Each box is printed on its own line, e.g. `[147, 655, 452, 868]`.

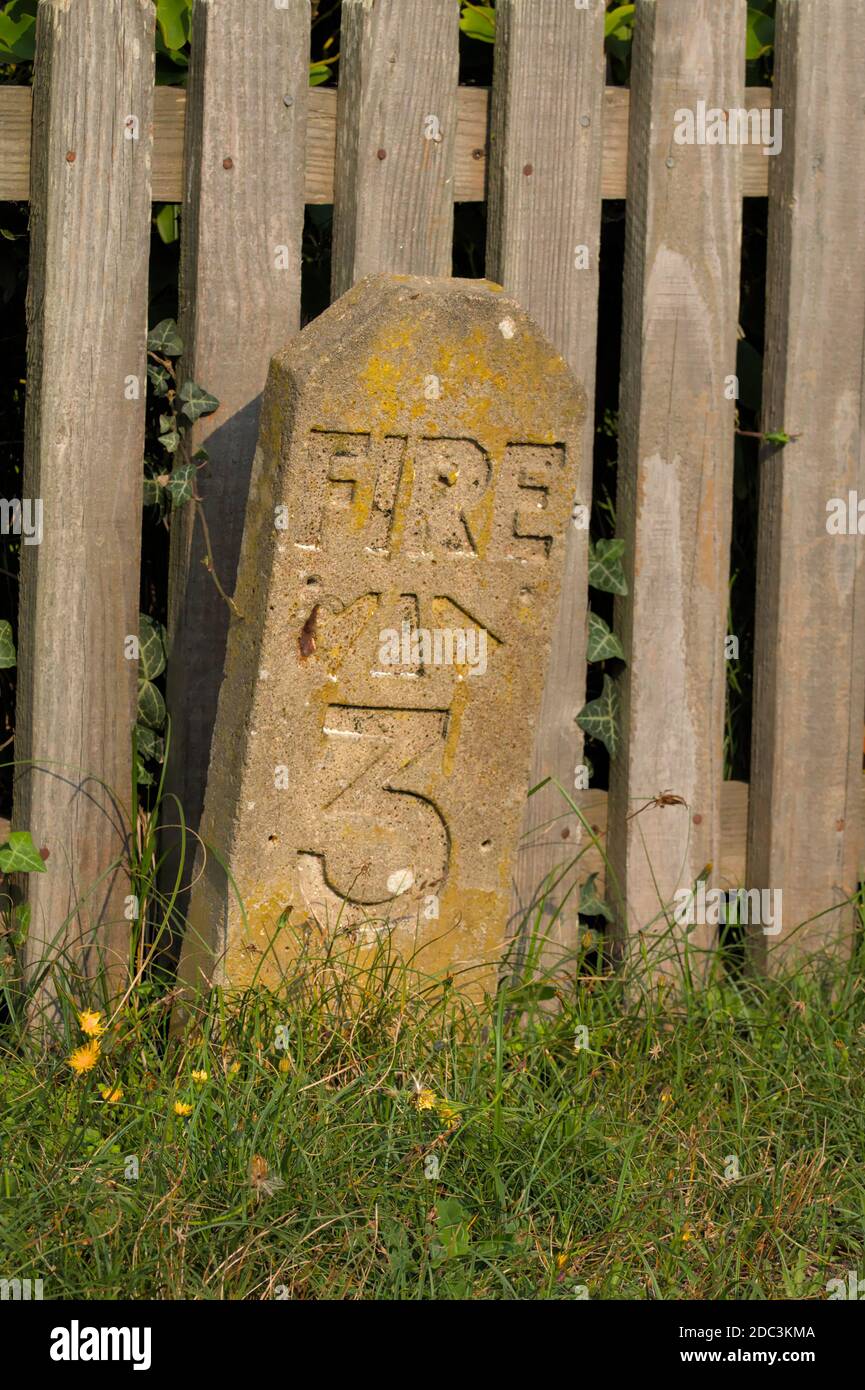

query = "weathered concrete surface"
[178, 275, 584, 1001]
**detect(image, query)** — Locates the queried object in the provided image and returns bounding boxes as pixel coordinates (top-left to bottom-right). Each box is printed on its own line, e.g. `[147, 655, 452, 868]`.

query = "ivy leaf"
[459, 3, 495, 43]
[158, 426, 180, 455]
[147, 362, 171, 396]
[177, 380, 220, 423]
[135, 723, 164, 764]
[168, 460, 197, 510]
[137, 679, 166, 731]
[578, 872, 613, 922]
[135, 758, 155, 787]
[576, 674, 620, 759]
[139, 614, 167, 682]
[147, 318, 183, 357]
[142, 477, 164, 507]
[588, 538, 628, 596]
[587, 611, 625, 664]
[0, 830, 47, 875]
[0, 619, 16, 669]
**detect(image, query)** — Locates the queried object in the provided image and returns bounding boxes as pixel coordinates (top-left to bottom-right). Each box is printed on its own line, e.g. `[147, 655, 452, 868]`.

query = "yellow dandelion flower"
[434, 1098, 460, 1124]
[660, 1088, 673, 1104]
[174, 1100, 193, 1117]
[278, 1057, 292, 1074]
[67, 1041, 100, 1075]
[414, 1089, 436, 1111]
[78, 1010, 105, 1038]
[581, 930, 594, 950]
[191, 1069, 209, 1085]
[681, 1223, 694, 1243]
[99, 1083, 123, 1103]
[226, 1060, 241, 1076]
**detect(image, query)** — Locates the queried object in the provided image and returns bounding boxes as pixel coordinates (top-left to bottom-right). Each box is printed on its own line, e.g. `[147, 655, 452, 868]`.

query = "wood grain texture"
[486, 0, 605, 950]
[0, 83, 776, 203]
[541, 780, 751, 900]
[13, 0, 154, 1003]
[162, 0, 308, 907]
[747, 0, 865, 967]
[331, 0, 460, 296]
[606, 0, 744, 975]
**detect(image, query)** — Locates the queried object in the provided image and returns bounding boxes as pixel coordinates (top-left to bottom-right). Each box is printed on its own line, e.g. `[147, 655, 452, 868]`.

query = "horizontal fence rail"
[0, 83, 778, 203]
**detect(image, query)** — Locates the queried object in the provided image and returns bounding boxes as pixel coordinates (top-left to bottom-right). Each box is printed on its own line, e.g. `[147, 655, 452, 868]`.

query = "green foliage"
[1, 925, 863, 1299]
[177, 379, 220, 424]
[147, 318, 183, 358]
[587, 537, 628, 596]
[136, 615, 168, 786]
[604, 3, 635, 72]
[586, 610, 624, 664]
[746, 3, 774, 61]
[0, 0, 35, 62]
[154, 203, 180, 246]
[139, 613, 167, 683]
[137, 679, 166, 733]
[155, 0, 189, 55]
[576, 673, 620, 760]
[0, 827, 45, 873]
[578, 870, 613, 922]
[0, 618, 15, 669]
[143, 318, 218, 515]
[459, 3, 495, 44]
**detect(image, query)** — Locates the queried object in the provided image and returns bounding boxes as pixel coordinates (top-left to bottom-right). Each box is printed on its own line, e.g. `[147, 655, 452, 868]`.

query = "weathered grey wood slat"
[331, 0, 460, 296]
[13, 0, 154, 1003]
[606, 0, 744, 976]
[163, 0, 309, 905]
[747, 0, 865, 968]
[486, 0, 605, 956]
[0, 83, 778, 204]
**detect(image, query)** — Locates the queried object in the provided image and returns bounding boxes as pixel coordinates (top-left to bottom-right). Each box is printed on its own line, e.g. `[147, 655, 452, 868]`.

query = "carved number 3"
[317, 706, 451, 905]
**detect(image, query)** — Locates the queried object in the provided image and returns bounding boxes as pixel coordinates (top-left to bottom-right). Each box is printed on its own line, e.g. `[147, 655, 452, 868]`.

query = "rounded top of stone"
[268, 276, 585, 447]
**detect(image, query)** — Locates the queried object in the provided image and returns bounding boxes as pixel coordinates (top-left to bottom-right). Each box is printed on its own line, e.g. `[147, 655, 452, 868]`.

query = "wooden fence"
[1, 0, 863, 984]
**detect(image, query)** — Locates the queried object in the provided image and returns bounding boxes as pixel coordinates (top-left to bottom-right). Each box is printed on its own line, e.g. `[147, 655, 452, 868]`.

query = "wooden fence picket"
[331, 0, 460, 296]
[747, 0, 865, 966]
[163, 0, 309, 899]
[13, 0, 154, 1002]
[606, 0, 745, 973]
[486, 0, 606, 953]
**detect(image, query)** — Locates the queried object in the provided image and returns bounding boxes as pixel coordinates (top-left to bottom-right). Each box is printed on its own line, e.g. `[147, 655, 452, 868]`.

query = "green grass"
[1, 923, 864, 1300]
